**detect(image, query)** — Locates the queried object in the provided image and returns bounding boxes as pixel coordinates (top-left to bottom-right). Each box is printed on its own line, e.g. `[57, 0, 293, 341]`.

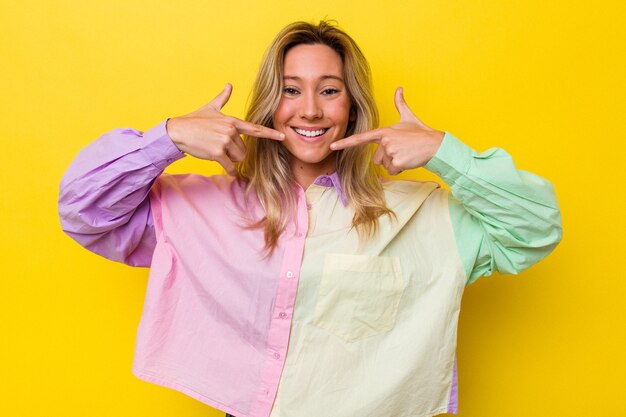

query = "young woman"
[59, 21, 562, 417]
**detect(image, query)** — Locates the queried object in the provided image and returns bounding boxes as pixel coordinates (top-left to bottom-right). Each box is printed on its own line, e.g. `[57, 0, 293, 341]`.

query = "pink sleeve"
[58, 120, 185, 267]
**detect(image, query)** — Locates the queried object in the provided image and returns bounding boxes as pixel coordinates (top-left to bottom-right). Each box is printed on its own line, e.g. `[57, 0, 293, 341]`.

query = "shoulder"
[154, 173, 245, 194]
[151, 174, 252, 208]
[382, 178, 440, 192]
[149, 174, 263, 226]
[382, 178, 445, 206]
[378, 179, 449, 225]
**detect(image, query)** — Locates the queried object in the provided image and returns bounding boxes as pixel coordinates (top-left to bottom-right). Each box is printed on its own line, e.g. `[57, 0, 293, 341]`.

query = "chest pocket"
[313, 254, 405, 342]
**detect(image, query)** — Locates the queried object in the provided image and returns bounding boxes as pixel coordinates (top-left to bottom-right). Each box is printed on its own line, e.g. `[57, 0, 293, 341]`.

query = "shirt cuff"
[140, 119, 186, 170]
[424, 132, 473, 183]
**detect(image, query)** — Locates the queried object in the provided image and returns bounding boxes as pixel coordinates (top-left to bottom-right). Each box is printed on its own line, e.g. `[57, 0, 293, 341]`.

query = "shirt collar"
[312, 172, 348, 207]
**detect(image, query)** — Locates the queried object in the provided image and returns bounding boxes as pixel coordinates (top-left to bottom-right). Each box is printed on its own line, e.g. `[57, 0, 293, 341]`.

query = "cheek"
[273, 100, 294, 127]
[328, 101, 352, 127]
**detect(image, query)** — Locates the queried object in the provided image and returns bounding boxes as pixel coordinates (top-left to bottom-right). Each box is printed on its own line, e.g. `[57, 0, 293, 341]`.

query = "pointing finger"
[234, 119, 285, 141]
[330, 129, 383, 150]
[208, 83, 233, 111]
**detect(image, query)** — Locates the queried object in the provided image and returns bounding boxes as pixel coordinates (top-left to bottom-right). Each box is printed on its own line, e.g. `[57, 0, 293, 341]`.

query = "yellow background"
[2, 0, 624, 416]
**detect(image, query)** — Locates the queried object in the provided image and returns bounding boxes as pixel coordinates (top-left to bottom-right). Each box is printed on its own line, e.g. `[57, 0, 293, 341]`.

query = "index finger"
[234, 119, 285, 141]
[330, 129, 383, 150]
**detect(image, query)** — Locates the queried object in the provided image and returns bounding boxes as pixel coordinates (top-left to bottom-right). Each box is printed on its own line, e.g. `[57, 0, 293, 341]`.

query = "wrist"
[425, 130, 445, 161]
[165, 118, 187, 151]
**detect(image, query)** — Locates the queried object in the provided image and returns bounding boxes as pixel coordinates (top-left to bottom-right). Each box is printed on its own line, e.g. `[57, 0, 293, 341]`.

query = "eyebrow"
[283, 75, 345, 83]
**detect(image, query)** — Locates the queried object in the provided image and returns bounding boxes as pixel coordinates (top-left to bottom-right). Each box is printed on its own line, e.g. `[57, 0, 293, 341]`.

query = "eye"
[282, 87, 299, 96]
[321, 88, 340, 96]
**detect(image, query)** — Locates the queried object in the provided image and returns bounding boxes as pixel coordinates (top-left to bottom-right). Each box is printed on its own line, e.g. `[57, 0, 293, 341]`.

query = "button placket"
[251, 186, 309, 417]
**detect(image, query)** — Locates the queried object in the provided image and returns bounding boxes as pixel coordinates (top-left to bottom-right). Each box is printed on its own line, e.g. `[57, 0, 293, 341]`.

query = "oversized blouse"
[58, 120, 562, 417]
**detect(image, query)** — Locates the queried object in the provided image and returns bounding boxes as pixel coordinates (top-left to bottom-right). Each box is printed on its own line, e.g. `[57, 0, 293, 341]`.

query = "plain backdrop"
[1, 0, 625, 416]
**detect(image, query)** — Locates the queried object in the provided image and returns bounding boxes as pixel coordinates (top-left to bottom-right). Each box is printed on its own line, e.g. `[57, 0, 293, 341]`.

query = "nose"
[299, 94, 323, 120]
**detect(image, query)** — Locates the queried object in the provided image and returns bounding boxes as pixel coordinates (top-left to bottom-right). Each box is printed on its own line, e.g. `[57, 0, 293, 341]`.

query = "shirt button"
[296, 231, 303, 238]
[306, 203, 313, 210]
[286, 271, 293, 278]
[279, 312, 287, 319]
[274, 352, 281, 359]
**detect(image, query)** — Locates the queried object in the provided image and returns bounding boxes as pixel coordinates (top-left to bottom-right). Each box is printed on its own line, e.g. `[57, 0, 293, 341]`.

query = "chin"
[287, 147, 335, 166]
[296, 152, 333, 164]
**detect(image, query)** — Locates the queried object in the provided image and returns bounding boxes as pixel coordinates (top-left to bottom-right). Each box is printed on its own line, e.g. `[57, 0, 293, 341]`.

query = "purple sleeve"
[58, 120, 185, 267]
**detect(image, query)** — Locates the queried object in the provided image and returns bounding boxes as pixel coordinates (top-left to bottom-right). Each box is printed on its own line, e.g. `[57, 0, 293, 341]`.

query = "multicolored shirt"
[58, 120, 562, 417]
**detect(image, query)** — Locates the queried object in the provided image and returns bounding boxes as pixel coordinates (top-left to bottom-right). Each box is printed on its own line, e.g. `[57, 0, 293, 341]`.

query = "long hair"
[236, 20, 392, 254]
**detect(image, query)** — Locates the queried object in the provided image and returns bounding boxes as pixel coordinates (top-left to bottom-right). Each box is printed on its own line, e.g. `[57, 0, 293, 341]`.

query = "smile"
[293, 127, 329, 138]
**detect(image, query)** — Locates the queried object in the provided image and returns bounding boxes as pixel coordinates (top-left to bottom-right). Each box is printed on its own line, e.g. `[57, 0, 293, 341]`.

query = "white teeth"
[294, 128, 327, 137]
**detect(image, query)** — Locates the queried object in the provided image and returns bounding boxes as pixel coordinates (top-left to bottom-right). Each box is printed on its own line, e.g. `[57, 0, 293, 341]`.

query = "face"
[272, 43, 352, 176]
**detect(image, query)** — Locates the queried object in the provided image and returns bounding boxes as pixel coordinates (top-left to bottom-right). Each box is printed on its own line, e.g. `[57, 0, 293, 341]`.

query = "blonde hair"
[237, 20, 392, 254]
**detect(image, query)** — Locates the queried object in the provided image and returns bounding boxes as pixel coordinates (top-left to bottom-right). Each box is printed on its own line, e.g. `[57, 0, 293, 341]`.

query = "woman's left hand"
[330, 87, 445, 175]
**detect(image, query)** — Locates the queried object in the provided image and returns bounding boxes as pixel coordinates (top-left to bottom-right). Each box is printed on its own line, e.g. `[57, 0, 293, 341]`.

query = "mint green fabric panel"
[425, 133, 562, 285]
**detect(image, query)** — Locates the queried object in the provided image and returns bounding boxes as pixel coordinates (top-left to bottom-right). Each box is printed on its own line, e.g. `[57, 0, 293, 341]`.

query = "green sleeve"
[424, 132, 562, 285]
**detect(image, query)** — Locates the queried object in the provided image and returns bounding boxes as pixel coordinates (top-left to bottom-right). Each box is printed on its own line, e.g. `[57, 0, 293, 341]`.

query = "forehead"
[283, 43, 344, 80]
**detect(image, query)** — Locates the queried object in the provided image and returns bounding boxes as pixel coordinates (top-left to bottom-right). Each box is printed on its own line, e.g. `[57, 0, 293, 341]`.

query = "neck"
[290, 156, 336, 189]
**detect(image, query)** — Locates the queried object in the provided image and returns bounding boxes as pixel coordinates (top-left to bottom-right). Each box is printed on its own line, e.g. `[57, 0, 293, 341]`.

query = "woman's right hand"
[166, 83, 284, 175]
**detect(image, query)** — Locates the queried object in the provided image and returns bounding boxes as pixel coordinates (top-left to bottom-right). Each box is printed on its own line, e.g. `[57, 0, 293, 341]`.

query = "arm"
[58, 120, 185, 266]
[58, 85, 284, 266]
[331, 87, 562, 284]
[425, 133, 562, 284]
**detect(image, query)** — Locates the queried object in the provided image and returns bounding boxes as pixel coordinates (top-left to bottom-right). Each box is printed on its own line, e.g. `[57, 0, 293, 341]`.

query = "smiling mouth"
[293, 127, 329, 138]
